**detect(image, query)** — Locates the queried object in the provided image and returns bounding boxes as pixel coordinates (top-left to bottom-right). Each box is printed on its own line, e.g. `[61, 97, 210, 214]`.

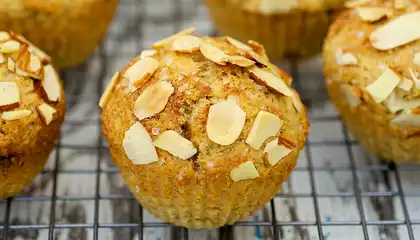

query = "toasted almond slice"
[248, 40, 268, 59]
[246, 50, 270, 67]
[291, 90, 304, 112]
[225, 37, 253, 52]
[124, 57, 159, 92]
[394, 0, 408, 9]
[345, 0, 370, 8]
[139, 50, 157, 59]
[398, 77, 413, 91]
[0, 32, 10, 42]
[16, 67, 29, 77]
[408, 68, 420, 89]
[391, 109, 420, 126]
[36, 103, 56, 125]
[172, 35, 202, 53]
[0, 40, 20, 54]
[200, 42, 227, 65]
[123, 122, 159, 164]
[366, 67, 400, 103]
[224, 55, 255, 67]
[29, 54, 41, 72]
[341, 84, 362, 107]
[356, 7, 393, 22]
[384, 92, 420, 112]
[278, 136, 296, 149]
[207, 100, 246, 145]
[1, 109, 31, 120]
[414, 53, 420, 66]
[335, 48, 358, 65]
[28, 45, 51, 64]
[99, 72, 120, 108]
[153, 130, 197, 160]
[134, 81, 174, 120]
[230, 161, 260, 182]
[7, 58, 15, 72]
[42, 64, 61, 102]
[152, 28, 195, 48]
[264, 139, 293, 166]
[260, 0, 298, 13]
[0, 82, 20, 111]
[245, 111, 283, 150]
[0, 53, 4, 64]
[370, 11, 420, 50]
[249, 66, 293, 96]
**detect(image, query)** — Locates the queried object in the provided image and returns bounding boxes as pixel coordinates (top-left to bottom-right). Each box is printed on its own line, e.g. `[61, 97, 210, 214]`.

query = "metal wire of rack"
[1, 0, 420, 239]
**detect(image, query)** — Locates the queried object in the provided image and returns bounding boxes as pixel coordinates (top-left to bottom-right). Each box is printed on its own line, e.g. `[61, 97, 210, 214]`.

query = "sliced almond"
[246, 50, 270, 67]
[0, 53, 5, 64]
[341, 84, 362, 107]
[225, 37, 252, 52]
[29, 54, 41, 72]
[36, 103, 56, 125]
[291, 90, 304, 112]
[152, 28, 195, 48]
[42, 64, 61, 102]
[0, 82, 20, 111]
[139, 50, 157, 59]
[230, 161, 260, 182]
[391, 109, 420, 126]
[134, 81, 174, 120]
[224, 55, 255, 67]
[172, 35, 202, 53]
[124, 57, 159, 92]
[408, 68, 420, 89]
[249, 66, 293, 96]
[123, 122, 159, 164]
[366, 67, 400, 103]
[248, 40, 269, 59]
[7, 58, 15, 72]
[0, 40, 20, 54]
[1, 109, 31, 120]
[207, 100, 246, 145]
[398, 77, 413, 91]
[278, 136, 296, 149]
[264, 139, 293, 166]
[28, 45, 51, 64]
[335, 48, 358, 65]
[370, 11, 420, 50]
[394, 0, 408, 9]
[16, 67, 29, 77]
[345, 0, 370, 8]
[356, 7, 393, 22]
[0, 32, 10, 42]
[414, 53, 420, 66]
[200, 42, 227, 65]
[153, 130, 197, 160]
[384, 92, 420, 112]
[99, 72, 120, 108]
[245, 111, 283, 150]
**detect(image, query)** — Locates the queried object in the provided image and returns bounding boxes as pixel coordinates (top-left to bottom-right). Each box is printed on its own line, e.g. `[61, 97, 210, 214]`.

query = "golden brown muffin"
[205, 0, 344, 59]
[324, 0, 420, 163]
[0, 0, 119, 69]
[101, 29, 309, 228]
[0, 31, 65, 199]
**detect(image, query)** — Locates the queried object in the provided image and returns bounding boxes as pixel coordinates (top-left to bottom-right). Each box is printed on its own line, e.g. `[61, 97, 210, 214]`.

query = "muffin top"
[324, 0, 420, 132]
[0, 31, 65, 158]
[207, 0, 344, 13]
[101, 29, 309, 183]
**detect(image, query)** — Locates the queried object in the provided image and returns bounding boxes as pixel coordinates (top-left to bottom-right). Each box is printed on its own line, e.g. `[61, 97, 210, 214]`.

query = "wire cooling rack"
[1, 0, 420, 239]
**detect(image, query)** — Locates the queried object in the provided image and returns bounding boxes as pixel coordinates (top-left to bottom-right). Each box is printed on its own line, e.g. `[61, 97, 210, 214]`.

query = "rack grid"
[1, 0, 420, 239]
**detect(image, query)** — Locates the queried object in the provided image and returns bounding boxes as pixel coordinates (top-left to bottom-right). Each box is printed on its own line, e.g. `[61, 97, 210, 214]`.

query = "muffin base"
[326, 82, 420, 163]
[206, 0, 330, 59]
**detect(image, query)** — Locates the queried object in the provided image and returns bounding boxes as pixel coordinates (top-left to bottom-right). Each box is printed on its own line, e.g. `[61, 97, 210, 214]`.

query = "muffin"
[0, 31, 65, 199]
[101, 29, 309, 228]
[205, 0, 344, 59]
[0, 0, 119, 69]
[324, 0, 420, 163]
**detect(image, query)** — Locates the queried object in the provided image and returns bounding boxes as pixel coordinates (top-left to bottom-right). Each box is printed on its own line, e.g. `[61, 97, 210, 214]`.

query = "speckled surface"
[0, 0, 419, 239]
